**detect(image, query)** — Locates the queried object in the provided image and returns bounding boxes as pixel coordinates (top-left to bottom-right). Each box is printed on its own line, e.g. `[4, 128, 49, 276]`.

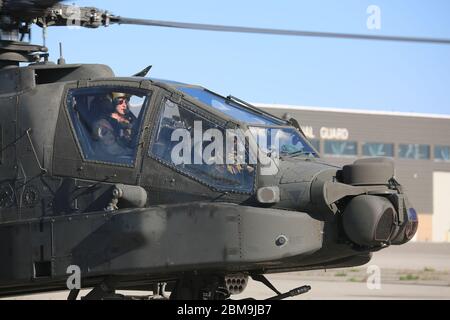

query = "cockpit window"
[249, 126, 317, 158]
[149, 99, 256, 193]
[177, 86, 282, 125]
[66, 87, 150, 165]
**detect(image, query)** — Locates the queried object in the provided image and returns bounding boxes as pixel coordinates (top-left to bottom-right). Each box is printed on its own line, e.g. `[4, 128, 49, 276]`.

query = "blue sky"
[35, 0, 450, 114]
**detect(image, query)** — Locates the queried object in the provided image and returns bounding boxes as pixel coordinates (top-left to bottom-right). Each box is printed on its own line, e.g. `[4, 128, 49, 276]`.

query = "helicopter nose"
[342, 194, 418, 247]
[309, 157, 418, 247]
[339, 158, 418, 246]
[390, 206, 419, 245]
[342, 195, 395, 246]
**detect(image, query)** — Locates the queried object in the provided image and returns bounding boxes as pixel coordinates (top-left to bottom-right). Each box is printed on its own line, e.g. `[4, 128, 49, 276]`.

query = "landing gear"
[67, 278, 170, 300]
[80, 278, 125, 300]
[170, 275, 230, 300]
[151, 282, 169, 300]
[67, 289, 80, 300]
[66, 274, 311, 300]
[170, 274, 311, 300]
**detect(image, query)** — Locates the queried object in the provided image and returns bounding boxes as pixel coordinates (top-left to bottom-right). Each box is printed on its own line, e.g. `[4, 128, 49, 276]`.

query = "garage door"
[433, 172, 450, 242]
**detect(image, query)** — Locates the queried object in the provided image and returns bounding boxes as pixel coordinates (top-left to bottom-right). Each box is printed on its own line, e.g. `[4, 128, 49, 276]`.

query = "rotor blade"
[113, 16, 450, 45]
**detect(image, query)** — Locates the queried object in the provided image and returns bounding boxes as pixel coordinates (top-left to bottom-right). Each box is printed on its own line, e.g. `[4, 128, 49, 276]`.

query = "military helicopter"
[4, 0, 446, 300]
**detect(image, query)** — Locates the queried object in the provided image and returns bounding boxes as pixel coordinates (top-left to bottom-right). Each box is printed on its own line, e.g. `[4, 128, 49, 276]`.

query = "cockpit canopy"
[157, 80, 318, 158]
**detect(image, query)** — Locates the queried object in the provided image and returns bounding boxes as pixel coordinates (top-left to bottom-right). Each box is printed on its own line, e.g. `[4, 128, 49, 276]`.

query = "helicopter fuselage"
[0, 62, 417, 298]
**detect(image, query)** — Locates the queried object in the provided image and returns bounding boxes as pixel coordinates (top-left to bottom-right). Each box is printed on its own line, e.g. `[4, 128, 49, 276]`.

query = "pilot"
[110, 92, 137, 143]
[92, 92, 137, 155]
[205, 147, 254, 185]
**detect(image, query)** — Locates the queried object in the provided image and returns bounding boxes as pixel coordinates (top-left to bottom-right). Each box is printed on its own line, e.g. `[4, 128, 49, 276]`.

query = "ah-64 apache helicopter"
[3, 0, 445, 300]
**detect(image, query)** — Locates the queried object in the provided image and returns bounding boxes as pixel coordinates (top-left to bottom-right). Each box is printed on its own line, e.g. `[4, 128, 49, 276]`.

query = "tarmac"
[3, 242, 450, 300]
[237, 242, 450, 299]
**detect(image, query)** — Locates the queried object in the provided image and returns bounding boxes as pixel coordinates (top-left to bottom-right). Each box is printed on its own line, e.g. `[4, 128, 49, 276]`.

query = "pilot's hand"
[226, 164, 243, 175]
[93, 119, 115, 145]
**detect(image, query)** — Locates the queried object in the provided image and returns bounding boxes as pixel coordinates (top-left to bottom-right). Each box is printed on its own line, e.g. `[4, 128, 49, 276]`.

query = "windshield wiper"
[226, 95, 282, 122]
[283, 150, 317, 158]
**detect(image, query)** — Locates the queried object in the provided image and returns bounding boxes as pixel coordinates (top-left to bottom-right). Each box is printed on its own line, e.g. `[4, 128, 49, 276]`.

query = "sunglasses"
[116, 98, 128, 105]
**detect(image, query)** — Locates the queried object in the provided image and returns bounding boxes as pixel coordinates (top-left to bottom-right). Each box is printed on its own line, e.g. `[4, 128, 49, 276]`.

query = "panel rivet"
[275, 235, 288, 247]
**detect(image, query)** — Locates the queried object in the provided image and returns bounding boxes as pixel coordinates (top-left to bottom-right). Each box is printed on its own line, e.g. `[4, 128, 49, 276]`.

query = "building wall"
[433, 172, 450, 242]
[417, 214, 433, 242]
[258, 104, 450, 242]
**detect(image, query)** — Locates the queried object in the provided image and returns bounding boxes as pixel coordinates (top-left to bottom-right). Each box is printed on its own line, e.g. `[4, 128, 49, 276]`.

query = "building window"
[324, 141, 358, 157]
[434, 145, 450, 162]
[309, 139, 320, 153]
[398, 144, 430, 160]
[362, 142, 394, 157]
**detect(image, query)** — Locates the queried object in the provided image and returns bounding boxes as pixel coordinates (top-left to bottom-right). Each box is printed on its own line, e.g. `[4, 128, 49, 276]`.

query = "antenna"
[58, 42, 66, 65]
